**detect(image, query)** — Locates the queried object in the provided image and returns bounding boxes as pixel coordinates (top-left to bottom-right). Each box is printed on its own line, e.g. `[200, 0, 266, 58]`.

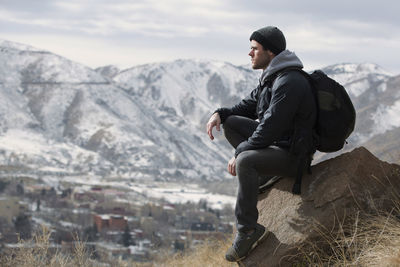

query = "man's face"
[248, 40, 273, 70]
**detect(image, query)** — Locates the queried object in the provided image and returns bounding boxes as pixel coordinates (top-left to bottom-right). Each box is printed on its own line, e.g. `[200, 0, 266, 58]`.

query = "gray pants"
[223, 115, 298, 232]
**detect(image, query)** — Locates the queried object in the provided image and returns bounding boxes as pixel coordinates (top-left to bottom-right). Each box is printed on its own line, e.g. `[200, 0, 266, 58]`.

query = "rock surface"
[242, 147, 400, 266]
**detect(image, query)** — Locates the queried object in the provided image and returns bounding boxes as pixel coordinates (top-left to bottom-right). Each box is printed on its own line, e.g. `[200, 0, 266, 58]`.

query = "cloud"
[52, 2, 85, 12]
[0, 0, 249, 38]
[1, 0, 399, 72]
[0, 33, 173, 68]
[230, 0, 400, 26]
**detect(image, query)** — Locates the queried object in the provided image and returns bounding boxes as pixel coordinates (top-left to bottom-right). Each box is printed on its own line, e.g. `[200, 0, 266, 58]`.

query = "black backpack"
[306, 69, 356, 152]
[275, 68, 356, 194]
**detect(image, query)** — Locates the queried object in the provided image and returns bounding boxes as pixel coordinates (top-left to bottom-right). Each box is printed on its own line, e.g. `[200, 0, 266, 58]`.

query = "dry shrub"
[299, 199, 400, 267]
[70, 233, 92, 267]
[0, 226, 93, 267]
[0, 225, 196, 267]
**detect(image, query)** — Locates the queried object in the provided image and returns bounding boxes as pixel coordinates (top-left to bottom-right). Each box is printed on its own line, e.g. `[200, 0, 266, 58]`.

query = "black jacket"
[216, 53, 316, 158]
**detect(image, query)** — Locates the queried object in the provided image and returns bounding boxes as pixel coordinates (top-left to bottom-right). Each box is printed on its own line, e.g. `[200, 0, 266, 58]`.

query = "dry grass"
[297, 205, 400, 267]
[4, 217, 400, 267]
[163, 199, 400, 266]
[0, 226, 234, 267]
[0, 226, 93, 267]
[4, 203, 400, 267]
[156, 236, 236, 267]
[0, 228, 153, 267]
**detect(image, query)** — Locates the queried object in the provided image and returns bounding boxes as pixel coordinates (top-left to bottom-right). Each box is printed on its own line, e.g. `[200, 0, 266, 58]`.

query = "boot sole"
[235, 229, 270, 262]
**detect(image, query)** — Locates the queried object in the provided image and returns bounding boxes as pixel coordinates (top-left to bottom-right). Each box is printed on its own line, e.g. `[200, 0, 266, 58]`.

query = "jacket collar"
[259, 50, 304, 87]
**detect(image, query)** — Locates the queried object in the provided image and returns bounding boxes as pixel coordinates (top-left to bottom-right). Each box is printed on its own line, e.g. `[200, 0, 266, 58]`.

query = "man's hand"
[206, 112, 221, 140]
[228, 156, 236, 176]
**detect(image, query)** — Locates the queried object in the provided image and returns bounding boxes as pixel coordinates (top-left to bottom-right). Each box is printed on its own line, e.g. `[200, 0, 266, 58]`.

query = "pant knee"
[222, 115, 235, 131]
[223, 115, 242, 138]
[236, 152, 255, 173]
[222, 116, 233, 140]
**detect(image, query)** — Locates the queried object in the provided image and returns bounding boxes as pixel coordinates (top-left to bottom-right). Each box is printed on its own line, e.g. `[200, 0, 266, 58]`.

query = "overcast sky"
[1, 0, 399, 73]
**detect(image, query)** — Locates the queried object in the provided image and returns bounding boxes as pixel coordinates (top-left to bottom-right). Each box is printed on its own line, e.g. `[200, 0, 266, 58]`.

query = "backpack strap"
[278, 67, 313, 195]
[292, 157, 305, 195]
[292, 153, 313, 195]
[269, 67, 314, 195]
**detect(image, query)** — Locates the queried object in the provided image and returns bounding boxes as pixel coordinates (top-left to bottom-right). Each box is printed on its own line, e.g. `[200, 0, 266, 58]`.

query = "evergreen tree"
[122, 225, 133, 247]
[0, 180, 9, 193]
[16, 182, 24, 195]
[14, 214, 31, 240]
[83, 224, 98, 242]
[173, 239, 185, 251]
[36, 198, 41, 212]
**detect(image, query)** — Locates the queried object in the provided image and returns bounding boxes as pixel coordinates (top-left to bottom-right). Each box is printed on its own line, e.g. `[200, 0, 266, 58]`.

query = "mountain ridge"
[1, 39, 400, 188]
[0, 40, 232, 182]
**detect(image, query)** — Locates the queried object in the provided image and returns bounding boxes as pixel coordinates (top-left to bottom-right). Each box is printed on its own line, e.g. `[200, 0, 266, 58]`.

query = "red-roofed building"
[93, 214, 127, 232]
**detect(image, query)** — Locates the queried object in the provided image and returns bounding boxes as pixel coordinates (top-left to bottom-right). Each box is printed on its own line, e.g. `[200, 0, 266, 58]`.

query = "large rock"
[242, 147, 400, 266]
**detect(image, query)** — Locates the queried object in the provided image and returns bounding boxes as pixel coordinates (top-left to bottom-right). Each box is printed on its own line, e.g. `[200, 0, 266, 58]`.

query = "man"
[206, 26, 316, 262]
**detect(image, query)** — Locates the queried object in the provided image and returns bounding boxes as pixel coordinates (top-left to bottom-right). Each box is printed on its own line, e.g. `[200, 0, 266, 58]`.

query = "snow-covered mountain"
[308, 62, 397, 162]
[114, 60, 400, 161]
[1, 39, 400, 185]
[350, 73, 400, 163]
[0, 40, 236, 182]
[114, 59, 259, 129]
[322, 63, 393, 143]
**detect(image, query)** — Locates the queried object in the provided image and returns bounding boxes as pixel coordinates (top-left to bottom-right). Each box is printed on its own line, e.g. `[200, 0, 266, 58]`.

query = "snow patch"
[128, 183, 235, 210]
[377, 82, 387, 93]
[346, 79, 370, 97]
[371, 101, 400, 135]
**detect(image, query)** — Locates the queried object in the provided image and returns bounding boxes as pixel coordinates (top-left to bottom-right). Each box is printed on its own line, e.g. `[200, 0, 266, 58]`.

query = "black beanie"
[249, 26, 286, 55]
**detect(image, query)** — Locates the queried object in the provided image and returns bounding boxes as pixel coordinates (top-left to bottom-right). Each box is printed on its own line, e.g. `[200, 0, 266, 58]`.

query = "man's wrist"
[214, 108, 231, 124]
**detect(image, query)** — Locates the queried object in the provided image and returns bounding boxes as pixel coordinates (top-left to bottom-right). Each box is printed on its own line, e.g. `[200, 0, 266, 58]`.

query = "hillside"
[1, 39, 400, 185]
[0, 40, 234, 184]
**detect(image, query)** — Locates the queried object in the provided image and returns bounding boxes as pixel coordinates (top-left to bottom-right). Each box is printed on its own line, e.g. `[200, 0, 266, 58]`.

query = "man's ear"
[266, 49, 275, 58]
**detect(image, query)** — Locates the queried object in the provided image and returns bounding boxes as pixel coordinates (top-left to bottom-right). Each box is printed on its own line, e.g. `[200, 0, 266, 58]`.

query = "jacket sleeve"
[235, 73, 303, 157]
[214, 86, 259, 123]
